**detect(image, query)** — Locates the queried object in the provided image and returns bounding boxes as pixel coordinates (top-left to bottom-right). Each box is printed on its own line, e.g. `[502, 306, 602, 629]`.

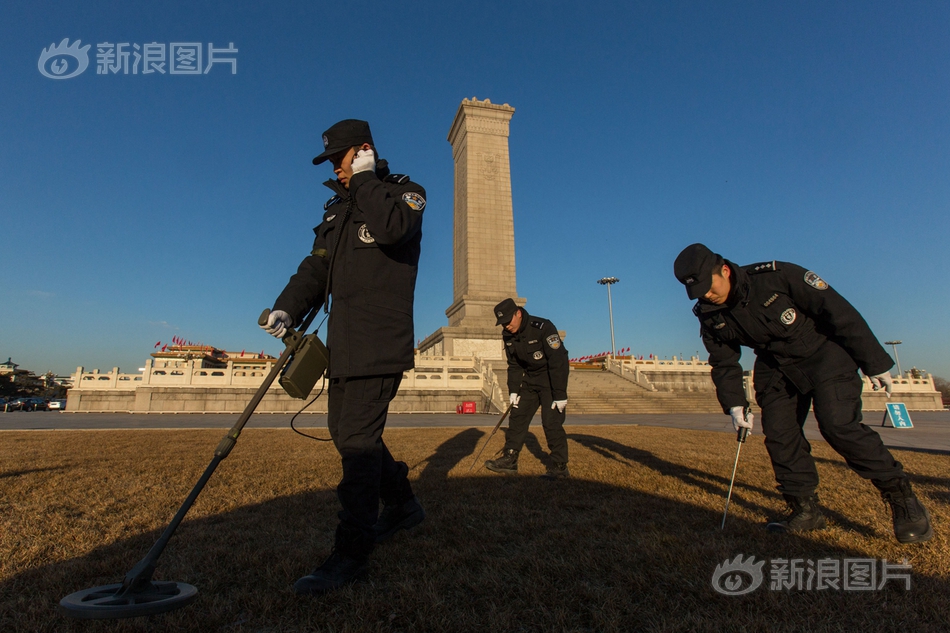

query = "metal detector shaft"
[720, 426, 749, 530]
[468, 403, 514, 472]
[118, 307, 318, 591]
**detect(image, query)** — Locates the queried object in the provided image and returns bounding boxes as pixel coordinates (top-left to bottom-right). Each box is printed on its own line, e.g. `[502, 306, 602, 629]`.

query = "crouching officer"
[261, 119, 427, 594]
[486, 299, 571, 479]
[674, 244, 932, 543]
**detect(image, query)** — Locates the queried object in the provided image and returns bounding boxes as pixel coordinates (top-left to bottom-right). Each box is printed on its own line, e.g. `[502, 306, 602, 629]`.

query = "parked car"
[48, 398, 67, 410]
[8, 397, 48, 411]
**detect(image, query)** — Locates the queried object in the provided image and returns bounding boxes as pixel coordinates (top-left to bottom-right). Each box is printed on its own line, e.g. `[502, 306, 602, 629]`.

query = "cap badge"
[322, 134, 329, 149]
[684, 276, 696, 285]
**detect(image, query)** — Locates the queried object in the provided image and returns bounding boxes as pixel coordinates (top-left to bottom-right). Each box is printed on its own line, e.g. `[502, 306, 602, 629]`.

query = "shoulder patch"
[748, 261, 778, 274]
[324, 195, 341, 211]
[804, 271, 829, 290]
[402, 191, 426, 211]
[546, 334, 561, 349]
[385, 173, 410, 185]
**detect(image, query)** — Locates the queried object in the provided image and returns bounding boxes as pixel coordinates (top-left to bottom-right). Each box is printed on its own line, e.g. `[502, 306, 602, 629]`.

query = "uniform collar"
[726, 260, 751, 307]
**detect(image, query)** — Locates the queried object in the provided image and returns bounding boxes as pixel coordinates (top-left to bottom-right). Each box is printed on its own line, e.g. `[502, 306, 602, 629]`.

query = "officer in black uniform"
[485, 298, 571, 479]
[261, 119, 427, 594]
[674, 243, 932, 543]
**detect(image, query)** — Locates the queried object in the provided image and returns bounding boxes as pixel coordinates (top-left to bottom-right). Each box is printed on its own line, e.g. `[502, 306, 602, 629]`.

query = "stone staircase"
[492, 365, 723, 414]
[565, 368, 723, 414]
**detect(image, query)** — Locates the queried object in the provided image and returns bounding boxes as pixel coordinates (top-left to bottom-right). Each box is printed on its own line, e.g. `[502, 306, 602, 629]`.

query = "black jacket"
[503, 311, 570, 400]
[273, 162, 425, 378]
[694, 260, 893, 413]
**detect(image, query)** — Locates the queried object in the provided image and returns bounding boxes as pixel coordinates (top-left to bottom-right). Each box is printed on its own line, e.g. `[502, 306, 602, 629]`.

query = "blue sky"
[2, 1, 948, 380]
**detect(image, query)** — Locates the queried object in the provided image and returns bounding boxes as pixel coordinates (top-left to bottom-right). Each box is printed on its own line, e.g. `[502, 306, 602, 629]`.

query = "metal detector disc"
[59, 581, 198, 619]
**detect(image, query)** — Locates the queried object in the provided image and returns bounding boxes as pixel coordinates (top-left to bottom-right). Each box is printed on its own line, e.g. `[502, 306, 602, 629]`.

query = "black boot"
[766, 494, 827, 533]
[374, 496, 426, 544]
[485, 448, 519, 474]
[294, 524, 373, 595]
[541, 462, 570, 480]
[877, 478, 933, 544]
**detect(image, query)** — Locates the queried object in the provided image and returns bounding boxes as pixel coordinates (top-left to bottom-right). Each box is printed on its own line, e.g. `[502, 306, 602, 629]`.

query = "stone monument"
[418, 97, 525, 359]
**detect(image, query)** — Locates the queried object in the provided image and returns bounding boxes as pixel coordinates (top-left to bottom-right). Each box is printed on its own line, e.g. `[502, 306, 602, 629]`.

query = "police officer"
[674, 244, 932, 543]
[485, 298, 571, 479]
[261, 119, 427, 594]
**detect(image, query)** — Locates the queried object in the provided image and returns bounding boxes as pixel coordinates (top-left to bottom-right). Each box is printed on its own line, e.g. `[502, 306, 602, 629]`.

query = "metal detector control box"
[280, 333, 329, 399]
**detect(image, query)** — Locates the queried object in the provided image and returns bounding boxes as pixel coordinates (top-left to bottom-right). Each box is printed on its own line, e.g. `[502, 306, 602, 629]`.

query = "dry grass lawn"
[1, 424, 948, 632]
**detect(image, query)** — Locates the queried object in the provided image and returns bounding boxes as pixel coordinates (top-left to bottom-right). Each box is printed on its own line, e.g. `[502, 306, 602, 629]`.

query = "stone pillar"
[418, 98, 525, 360]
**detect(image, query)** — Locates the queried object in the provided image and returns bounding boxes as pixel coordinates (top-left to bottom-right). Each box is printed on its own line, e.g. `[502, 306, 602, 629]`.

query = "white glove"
[261, 310, 292, 339]
[869, 372, 893, 397]
[552, 399, 567, 413]
[350, 148, 376, 175]
[509, 393, 520, 408]
[729, 406, 754, 433]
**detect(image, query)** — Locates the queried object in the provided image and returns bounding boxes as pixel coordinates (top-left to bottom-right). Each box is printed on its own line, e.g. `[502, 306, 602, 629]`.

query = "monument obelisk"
[419, 97, 525, 359]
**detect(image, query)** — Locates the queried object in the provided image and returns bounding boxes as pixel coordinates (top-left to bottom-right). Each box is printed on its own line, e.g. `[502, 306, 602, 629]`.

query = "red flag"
[161, 344, 167, 352]
[154, 341, 161, 348]
[241, 350, 245, 357]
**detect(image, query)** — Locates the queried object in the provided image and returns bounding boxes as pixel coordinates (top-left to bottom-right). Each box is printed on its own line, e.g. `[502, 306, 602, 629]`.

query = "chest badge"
[804, 271, 829, 290]
[325, 214, 336, 222]
[357, 224, 376, 244]
[532, 350, 544, 360]
[781, 308, 797, 325]
[714, 322, 726, 330]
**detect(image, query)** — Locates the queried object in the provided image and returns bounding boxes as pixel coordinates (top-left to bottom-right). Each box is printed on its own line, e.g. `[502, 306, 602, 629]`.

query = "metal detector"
[59, 308, 325, 619]
[720, 426, 749, 530]
[468, 402, 515, 472]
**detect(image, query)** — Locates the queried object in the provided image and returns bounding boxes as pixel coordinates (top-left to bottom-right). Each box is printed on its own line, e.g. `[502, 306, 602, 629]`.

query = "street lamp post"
[597, 277, 619, 356]
[884, 340, 903, 377]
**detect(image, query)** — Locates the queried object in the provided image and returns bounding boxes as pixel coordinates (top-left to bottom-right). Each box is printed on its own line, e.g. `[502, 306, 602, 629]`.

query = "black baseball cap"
[674, 243, 721, 300]
[494, 298, 520, 325]
[312, 119, 375, 165]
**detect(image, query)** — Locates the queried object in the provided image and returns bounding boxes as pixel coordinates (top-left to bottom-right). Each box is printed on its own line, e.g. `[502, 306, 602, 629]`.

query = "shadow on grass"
[3, 428, 949, 633]
[0, 466, 71, 479]
[568, 432, 885, 538]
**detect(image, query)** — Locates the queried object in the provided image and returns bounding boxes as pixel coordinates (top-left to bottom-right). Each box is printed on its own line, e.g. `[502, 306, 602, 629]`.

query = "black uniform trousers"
[757, 370, 904, 496]
[327, 374, 414, 549]
[504, 384, 568, 464]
